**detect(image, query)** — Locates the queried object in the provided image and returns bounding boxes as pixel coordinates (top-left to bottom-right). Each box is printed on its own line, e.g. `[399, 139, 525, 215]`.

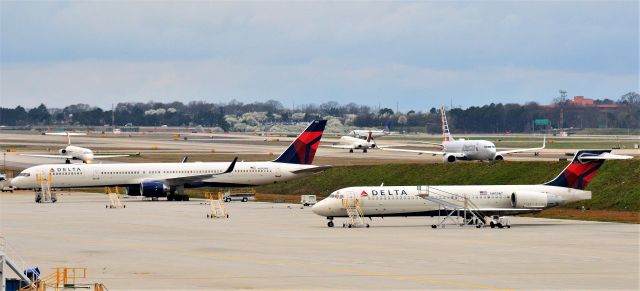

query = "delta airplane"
[21, 132, 129, 164]
[12, 120, 329, 201]
[330, 132, 379, 153]
[312, 150, 631, 227]
[383, 107, 545, 162]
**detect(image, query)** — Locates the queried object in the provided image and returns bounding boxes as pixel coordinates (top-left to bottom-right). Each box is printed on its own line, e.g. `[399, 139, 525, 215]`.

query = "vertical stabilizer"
[441, 106, 453, 142]
[544, 150, 631, 190]
[272, 120, 327, 164]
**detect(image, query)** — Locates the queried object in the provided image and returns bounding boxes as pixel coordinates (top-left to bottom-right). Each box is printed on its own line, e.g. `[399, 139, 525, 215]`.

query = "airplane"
[350, 120, 392, 139]
[382, 107, 545, 162]
[21, 132, 130, 164]
[312, 150, 632, 227]
[330, 132, 379, 153]
[11, 120, 329, 201]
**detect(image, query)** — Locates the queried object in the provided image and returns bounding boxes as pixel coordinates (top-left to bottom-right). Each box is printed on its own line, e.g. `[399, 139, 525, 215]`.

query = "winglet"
[181, 156, 189, 163]
[223, 157, 238, 174]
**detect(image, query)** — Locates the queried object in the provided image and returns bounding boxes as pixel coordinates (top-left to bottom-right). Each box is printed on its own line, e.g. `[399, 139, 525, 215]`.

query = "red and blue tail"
[544, 150, 619, 190]
[273, 120, 327, 164]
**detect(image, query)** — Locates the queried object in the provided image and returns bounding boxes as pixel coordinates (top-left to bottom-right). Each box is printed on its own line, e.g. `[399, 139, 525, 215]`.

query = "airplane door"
[92, 168, 100, 181]
[275, 167, 282, 178]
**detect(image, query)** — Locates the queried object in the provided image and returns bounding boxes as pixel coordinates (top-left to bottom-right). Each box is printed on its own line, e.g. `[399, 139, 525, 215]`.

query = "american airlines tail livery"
[312, 150, 631, 227]
[12, 120, 328, 201]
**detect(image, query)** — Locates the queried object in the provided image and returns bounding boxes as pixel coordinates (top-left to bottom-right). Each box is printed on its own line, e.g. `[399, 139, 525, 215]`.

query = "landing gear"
[65, 159, 71, 164]
[363, 149, 368, 153]
[349, 149, 354, 153]
[327, 217, 334, 227]
[168, 194, 189, 201]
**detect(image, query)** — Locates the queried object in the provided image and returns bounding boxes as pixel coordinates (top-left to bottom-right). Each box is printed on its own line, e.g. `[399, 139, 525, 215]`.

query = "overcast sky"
[1, 1, 638, 111]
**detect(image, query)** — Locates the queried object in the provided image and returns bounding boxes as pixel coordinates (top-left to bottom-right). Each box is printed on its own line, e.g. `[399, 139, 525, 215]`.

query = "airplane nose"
[311, 201, 327, 216]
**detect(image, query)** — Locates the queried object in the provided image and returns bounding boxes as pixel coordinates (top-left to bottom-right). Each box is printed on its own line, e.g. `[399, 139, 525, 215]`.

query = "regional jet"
[330, 132, 379, 153]
[21, 132, 130, 164]
[350, 121, 393, 139]
[383, 107, 545, 162]
[12, 120, 329, 201]
[312, 150, 631, 227]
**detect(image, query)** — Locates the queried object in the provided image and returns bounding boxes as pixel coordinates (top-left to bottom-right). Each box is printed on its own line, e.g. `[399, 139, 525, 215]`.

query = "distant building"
[545, 96, 624, 108]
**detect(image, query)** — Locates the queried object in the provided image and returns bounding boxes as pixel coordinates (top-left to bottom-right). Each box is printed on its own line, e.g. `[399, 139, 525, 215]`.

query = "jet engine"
[510, 192, 565, 208]
[444, 154, 456, 163]
[60, 149, 67, 154]
[140, 181, 169, 198]
[493, 155, 504, 161]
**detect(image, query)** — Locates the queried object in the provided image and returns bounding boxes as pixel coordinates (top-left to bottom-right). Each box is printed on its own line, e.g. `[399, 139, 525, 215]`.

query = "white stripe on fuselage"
[12, 162, 316, 188]
[313, 185, 590, 217]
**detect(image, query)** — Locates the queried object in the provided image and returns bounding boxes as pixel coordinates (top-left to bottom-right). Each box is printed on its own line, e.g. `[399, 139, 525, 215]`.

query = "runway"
[2, 131, 638, 169]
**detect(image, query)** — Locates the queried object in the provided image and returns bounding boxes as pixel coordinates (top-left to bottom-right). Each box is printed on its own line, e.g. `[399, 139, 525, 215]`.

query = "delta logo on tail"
[273, 120, 327, 164]
[545, 150, 611, 190]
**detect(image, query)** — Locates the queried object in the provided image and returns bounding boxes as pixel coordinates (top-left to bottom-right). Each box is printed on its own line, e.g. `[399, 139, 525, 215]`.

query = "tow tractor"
[489, 215, 511, 228]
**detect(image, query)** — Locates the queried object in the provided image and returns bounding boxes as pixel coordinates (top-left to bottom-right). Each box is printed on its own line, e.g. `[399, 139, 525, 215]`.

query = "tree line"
[0, 92, 637, 133]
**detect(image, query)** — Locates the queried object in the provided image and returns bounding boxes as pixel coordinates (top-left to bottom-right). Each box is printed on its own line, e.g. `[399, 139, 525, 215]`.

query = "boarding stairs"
[417, 186, 485, 228]
[341, 198, 369, 228]
[105, 186, 125, 209]
[206, 192, 229, 219]
[34, 173, 56, 203]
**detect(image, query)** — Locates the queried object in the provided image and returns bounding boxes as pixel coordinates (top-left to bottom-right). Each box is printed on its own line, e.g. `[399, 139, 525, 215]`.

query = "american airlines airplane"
[312, 150, 631, 227]
[383, 107, 545, 162]
[11, 120, 329, 201]
[21, 132, 129, 164]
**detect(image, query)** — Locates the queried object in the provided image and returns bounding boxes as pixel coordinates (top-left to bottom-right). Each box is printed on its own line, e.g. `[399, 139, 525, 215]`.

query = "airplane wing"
[415, 141, 445, 147]
[381, 147, 446, 156]
[290, 165, 332, 174]
[162, 157, 238, 185]
[20, 154, 73, 159]
[329, 144, 356, 149]
[93, 154, 131, 159]
[496, 137, 545, 156]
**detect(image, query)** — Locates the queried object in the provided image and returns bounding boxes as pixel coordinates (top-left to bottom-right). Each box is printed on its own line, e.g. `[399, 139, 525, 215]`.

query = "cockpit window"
[18, 172, 31, 177]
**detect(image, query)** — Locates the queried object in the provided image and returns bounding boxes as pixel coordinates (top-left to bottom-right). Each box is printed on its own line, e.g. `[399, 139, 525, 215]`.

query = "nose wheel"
[327, 217, 334, 227]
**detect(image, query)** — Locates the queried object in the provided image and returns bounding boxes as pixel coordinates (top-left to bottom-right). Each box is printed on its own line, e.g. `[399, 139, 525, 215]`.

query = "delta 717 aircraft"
[21, 132, 130, 164]
[383, 107, 545, 162]
[12, 120, 329, 201]
[312, 150, 631, 227]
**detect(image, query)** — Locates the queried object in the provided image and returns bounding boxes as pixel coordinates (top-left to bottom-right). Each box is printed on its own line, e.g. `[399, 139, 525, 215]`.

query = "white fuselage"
[351, 130, 387, 139]
[62, 145, 95, 162]
[442, 140, 497, 161]
[11, 161, 318, 189]
[312, 185, 590, 217]
[339, 136, 375, 149]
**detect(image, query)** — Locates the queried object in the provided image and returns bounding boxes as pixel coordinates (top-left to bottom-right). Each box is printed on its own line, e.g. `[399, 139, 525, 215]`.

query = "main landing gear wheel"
[327, 221, 334, 227]
[490, 222, 496, 228]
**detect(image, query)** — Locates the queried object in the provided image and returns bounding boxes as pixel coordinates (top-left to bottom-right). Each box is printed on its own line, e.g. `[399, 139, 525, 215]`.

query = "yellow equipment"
[105, 186, 125, 208]
[206, 192, 229, 219]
